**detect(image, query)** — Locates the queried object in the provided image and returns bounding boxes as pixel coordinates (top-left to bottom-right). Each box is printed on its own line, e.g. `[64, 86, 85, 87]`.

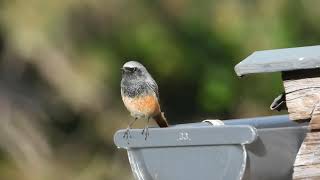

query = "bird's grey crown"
[123, 61, 146, 70]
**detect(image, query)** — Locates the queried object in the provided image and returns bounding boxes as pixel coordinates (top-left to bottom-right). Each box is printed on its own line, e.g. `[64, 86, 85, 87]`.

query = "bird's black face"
[121, 67, 138, 74]
[121, 66, 143, 81]
[121, 61, 150, 83]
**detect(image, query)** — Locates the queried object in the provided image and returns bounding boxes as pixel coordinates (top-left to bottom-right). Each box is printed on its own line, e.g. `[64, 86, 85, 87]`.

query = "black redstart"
[121, 61, 169, 140]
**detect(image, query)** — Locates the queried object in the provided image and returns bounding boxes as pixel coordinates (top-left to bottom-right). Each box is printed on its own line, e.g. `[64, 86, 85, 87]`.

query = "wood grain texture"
[310, 102, 320, 130]
[282, 70, 320, 128]
[293, 132, 320, 179]
[284, 70, 320, 179]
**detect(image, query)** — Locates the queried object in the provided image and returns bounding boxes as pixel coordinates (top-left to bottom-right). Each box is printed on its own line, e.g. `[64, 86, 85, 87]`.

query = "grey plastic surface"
[234, 45, 320, 76]
[244, 126, 307, 180]
[127, 144, 247, 180]
[114, 125, 257, 149]
[114, 115, 308, 180]
[224, 115, 308, 128]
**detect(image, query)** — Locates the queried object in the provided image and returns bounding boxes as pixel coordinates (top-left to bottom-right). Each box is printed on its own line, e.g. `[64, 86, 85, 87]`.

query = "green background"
[0, 0, 319, 179]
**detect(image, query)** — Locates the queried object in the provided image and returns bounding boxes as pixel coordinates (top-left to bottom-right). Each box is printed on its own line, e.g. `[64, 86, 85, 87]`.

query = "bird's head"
[121, 61, 149, 80]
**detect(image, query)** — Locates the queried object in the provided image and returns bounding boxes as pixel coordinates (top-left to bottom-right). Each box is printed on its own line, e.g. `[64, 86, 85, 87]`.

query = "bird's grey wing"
[146, 79, 159, 99]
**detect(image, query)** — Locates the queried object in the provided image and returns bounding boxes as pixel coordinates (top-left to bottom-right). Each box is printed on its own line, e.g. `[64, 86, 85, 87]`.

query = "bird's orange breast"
[122, 94, 160, 116]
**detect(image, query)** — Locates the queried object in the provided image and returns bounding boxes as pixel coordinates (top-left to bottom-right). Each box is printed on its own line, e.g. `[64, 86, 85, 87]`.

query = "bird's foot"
[123, 128, 132, 143]
[141, 126, 149, 140]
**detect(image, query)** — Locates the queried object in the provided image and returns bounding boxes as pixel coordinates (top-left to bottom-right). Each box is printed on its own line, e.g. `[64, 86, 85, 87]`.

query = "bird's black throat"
[121, 75, 151, 98]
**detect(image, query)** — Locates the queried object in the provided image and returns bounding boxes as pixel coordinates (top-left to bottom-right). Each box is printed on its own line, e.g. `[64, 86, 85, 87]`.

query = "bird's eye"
[123, 67, 138, 73]
[128, 67, 137, 72]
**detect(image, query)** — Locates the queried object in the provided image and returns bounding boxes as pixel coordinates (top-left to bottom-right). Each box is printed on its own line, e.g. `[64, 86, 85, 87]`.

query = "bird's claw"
[123, 128, 132, 143]
[141, 126, 149, 140]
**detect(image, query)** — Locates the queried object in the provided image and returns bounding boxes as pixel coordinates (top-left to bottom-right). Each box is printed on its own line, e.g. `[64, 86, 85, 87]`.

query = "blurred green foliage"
[0, 0, 319, 179]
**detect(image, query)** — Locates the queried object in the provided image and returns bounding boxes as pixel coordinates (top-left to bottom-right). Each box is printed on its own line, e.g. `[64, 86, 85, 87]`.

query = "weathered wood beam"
[285, 69, 320, 179]
[282, 69, 320, 129]
[293, 131, 320, 179]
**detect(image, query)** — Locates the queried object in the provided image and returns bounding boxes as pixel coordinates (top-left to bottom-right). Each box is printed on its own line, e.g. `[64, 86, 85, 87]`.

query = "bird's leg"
[123, 117, 138, 140]
[142, 117, 150, 140]
[141, 117, 147, 135]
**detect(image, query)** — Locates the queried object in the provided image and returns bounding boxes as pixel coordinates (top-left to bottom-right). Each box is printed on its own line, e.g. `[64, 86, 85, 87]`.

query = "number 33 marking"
[177, 132, 191, 141]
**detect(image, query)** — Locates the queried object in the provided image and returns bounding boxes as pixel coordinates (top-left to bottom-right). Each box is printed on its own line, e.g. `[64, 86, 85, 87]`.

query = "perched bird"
[120, 61, 169, 140]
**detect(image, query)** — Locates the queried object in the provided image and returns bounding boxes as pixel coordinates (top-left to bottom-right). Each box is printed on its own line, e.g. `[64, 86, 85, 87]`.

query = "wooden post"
[282, 69, 320, 179]
[293, 131, 320, 179]
[234, 45, 320, 179]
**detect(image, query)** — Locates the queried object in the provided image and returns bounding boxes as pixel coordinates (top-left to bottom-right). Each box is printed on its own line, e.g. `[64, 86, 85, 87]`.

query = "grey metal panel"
[173, 115, 308, 129]
[245, 126, 308, 180]
[234, 45, 320, 76]
[127, 145, 247, 180]
[224, 115, 308, 128]
[114, 115, 309, 180]
[114, 125, 257, 149]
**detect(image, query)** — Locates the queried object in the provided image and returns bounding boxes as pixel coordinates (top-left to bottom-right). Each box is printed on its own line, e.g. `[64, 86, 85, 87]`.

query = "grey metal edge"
[234, 45, 320, 76]
[114, 125, 258, 149]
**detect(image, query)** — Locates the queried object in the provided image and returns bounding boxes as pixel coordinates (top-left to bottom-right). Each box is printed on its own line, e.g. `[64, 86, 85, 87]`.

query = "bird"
[120, 61, 169, 140]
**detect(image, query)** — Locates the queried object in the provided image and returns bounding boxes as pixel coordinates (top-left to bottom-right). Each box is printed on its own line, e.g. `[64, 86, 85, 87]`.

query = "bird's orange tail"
[153, 112, 169, 127]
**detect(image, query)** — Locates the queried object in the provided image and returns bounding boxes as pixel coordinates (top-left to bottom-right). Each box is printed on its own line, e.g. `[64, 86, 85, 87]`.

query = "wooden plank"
[282, 69, 320, 129]
[294, 163, 320, 179]
[293, 131, 320, 179]
[310, 102, 320, 130]
[285, 70, 320, 179]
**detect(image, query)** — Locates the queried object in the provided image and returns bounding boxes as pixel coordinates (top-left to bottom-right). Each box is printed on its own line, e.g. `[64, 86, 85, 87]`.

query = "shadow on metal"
[114, 115, 308, 180]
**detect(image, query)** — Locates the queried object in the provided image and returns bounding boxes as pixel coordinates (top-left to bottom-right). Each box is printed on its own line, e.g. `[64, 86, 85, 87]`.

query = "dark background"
[0, 0, 319, 179]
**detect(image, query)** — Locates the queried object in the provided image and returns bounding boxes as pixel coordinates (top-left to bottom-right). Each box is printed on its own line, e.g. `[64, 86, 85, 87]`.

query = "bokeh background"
[0, 0, 319, 179]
